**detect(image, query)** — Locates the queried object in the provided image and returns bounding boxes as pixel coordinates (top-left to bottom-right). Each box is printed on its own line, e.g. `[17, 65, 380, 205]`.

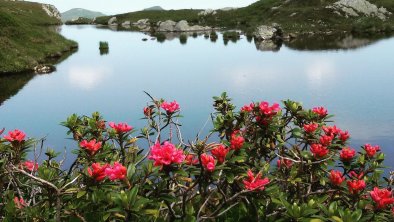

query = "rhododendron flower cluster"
[87, 163, 109, 182]
[230, 132, 244, 150]
[241, 103, 254, 112]
[370, 187, 394, 209]
[80, 139, 102, 155]
[14, 197, 26, 209]
[364, 144, 380, 157]
[329, 170, 345, 186]
[184, 154, 198, 165]
[105, 162, 127, 181]
[201, 153, 215, 172]
[211, 144, 229, 164]
[347, 179, 366, 194]
[259, 102, 280, 116]
[339, 130, 350, 142]
[22, 160, 39, 172]
[149, 141, 185, 166]
[312, 106, 328, 117]
[310, 144, 329, 158]
[4, 129, 26, 142]
[303, 123, 318, 134]
[161, 100, 180, 114]
[109, 122, 133, 133]
[243, 170, 270, 191]
[340, 147, 356, 162]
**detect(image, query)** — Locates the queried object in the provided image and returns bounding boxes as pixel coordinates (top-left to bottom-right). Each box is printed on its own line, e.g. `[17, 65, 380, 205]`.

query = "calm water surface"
[1, 25, 394, 167]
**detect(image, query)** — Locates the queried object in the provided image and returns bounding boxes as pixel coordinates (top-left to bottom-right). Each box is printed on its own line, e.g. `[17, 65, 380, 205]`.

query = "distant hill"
[143, 6, 165, 11]
[61, 8, 106, 22]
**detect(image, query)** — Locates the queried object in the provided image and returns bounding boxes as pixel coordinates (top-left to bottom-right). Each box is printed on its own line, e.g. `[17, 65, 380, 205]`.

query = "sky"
[32, 0, 258, 14]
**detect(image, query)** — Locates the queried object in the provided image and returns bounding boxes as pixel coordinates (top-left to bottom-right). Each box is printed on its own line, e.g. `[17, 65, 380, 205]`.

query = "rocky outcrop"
[253, 25, 282, 40]
[157, 20, 212, 32]
[108, 17, 117, 26]
[42, 4, 61, 20]
[157, 20, 177, 32]
[121, 21, 131, 28]
[198, 9, 217, 16]
[132, 19, 150, 31]
[327, 0, 392, 20]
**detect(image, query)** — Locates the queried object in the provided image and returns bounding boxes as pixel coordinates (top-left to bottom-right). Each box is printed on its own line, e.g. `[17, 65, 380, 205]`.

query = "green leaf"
[77, 191, 86, 199]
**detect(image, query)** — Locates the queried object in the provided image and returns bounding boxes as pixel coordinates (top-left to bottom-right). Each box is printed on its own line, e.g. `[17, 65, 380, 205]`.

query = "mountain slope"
[143, 6, 165, 11]
[61, 8, 105, 22]
[0, 1, 77, 74]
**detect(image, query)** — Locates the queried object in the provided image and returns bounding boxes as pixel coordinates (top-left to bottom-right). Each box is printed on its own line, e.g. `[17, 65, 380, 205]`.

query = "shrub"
[0, 93, 393, 221]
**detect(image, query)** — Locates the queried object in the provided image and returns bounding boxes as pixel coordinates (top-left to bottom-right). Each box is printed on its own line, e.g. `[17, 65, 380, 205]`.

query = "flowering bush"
[0, 92, 393, 221]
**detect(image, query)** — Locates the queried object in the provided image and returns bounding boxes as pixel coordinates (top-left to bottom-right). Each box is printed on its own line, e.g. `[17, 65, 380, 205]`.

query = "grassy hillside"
[96, 0, 394, 34]
[61, 8, 106, 22]
[0, 1, 77, 74]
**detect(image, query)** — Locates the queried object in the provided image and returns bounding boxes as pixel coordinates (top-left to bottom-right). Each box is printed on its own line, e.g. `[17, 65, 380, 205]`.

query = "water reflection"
[0, 73, 35, 105]
[1, 25, 394, 168]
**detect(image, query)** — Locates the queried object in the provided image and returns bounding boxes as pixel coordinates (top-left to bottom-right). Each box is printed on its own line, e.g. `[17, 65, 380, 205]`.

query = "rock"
[198, 9, 217, 16]
[142, 38, 148, 41]
[174, 20, 189, 31]
[108, 17, 117, 26]
[253, 25, 282, 40]
[327, 0, 392, 20]
[41, 4, 61, 21]
[121, 21, 131, 28]
[150, 37, 156, 40]
[219, 7, 236, 11]
[290, 12, 297, 17]
[34, 64, 56, 74]
[157, 20, 176, 32]
[134, 19, 149, 26]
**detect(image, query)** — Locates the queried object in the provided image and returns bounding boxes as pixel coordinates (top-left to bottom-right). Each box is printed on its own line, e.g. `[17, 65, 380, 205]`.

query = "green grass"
[0, 1, 77, 74]
[95, 0, 394, 35]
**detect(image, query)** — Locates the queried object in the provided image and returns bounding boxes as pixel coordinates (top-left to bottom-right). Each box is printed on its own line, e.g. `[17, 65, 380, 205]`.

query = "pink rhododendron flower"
[243, 170, 269, 191]
[149, 141, 185, 166]
[105, 162, 127, 181]
[230, 132, 244, 151]
[185, 154, 198, 165]
[22, 160, 39, 172]
[80, 139, 102, 155]
[241, 103, 254, 112]
[14, 197, 26, 209]
[88, 163, 109, 182]
[319, 135, 333, 146]
[201, 153, 215, 172]
[143, 106, 153, 117]
[364, 144, 380, 158]
[303, 123, 318, 134]
[339, 130, 350, 142]
[259, 102, 280, 116]
[277, 158, 293, 169]
[161, 100, 180, 114]
[4, 129, 26, 142]
[340, 147, 356, 162]
[109, 122, 132, 133]
[329, 170, 345, 186]
[370, 187, 394, 209]
[322, 125, 340, 137]
[347, 179, 366, 194]
[312, 107, 328, 117]
[310, 144, 329, 158]
[211, 144, 229, 164]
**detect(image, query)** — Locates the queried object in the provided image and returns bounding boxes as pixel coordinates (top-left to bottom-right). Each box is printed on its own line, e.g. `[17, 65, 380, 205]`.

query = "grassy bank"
[95, 0, 394, 35]
[0, 1, 77, 74]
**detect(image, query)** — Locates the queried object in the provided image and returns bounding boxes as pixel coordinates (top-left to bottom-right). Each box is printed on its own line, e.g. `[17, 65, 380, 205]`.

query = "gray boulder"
[108, 17, 117, 26]
[121, 21, 131, 28]
[174, 20, 189, 31]
[198, 9, 217, 16]
[254, 40, 281, 52]
[327, 0, 392, 20]
[157, 20, 176, 32]
[253, 25, 282, 40]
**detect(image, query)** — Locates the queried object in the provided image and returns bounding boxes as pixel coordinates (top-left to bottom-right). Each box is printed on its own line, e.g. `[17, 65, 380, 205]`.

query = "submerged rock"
[254, 40, 281, 52]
